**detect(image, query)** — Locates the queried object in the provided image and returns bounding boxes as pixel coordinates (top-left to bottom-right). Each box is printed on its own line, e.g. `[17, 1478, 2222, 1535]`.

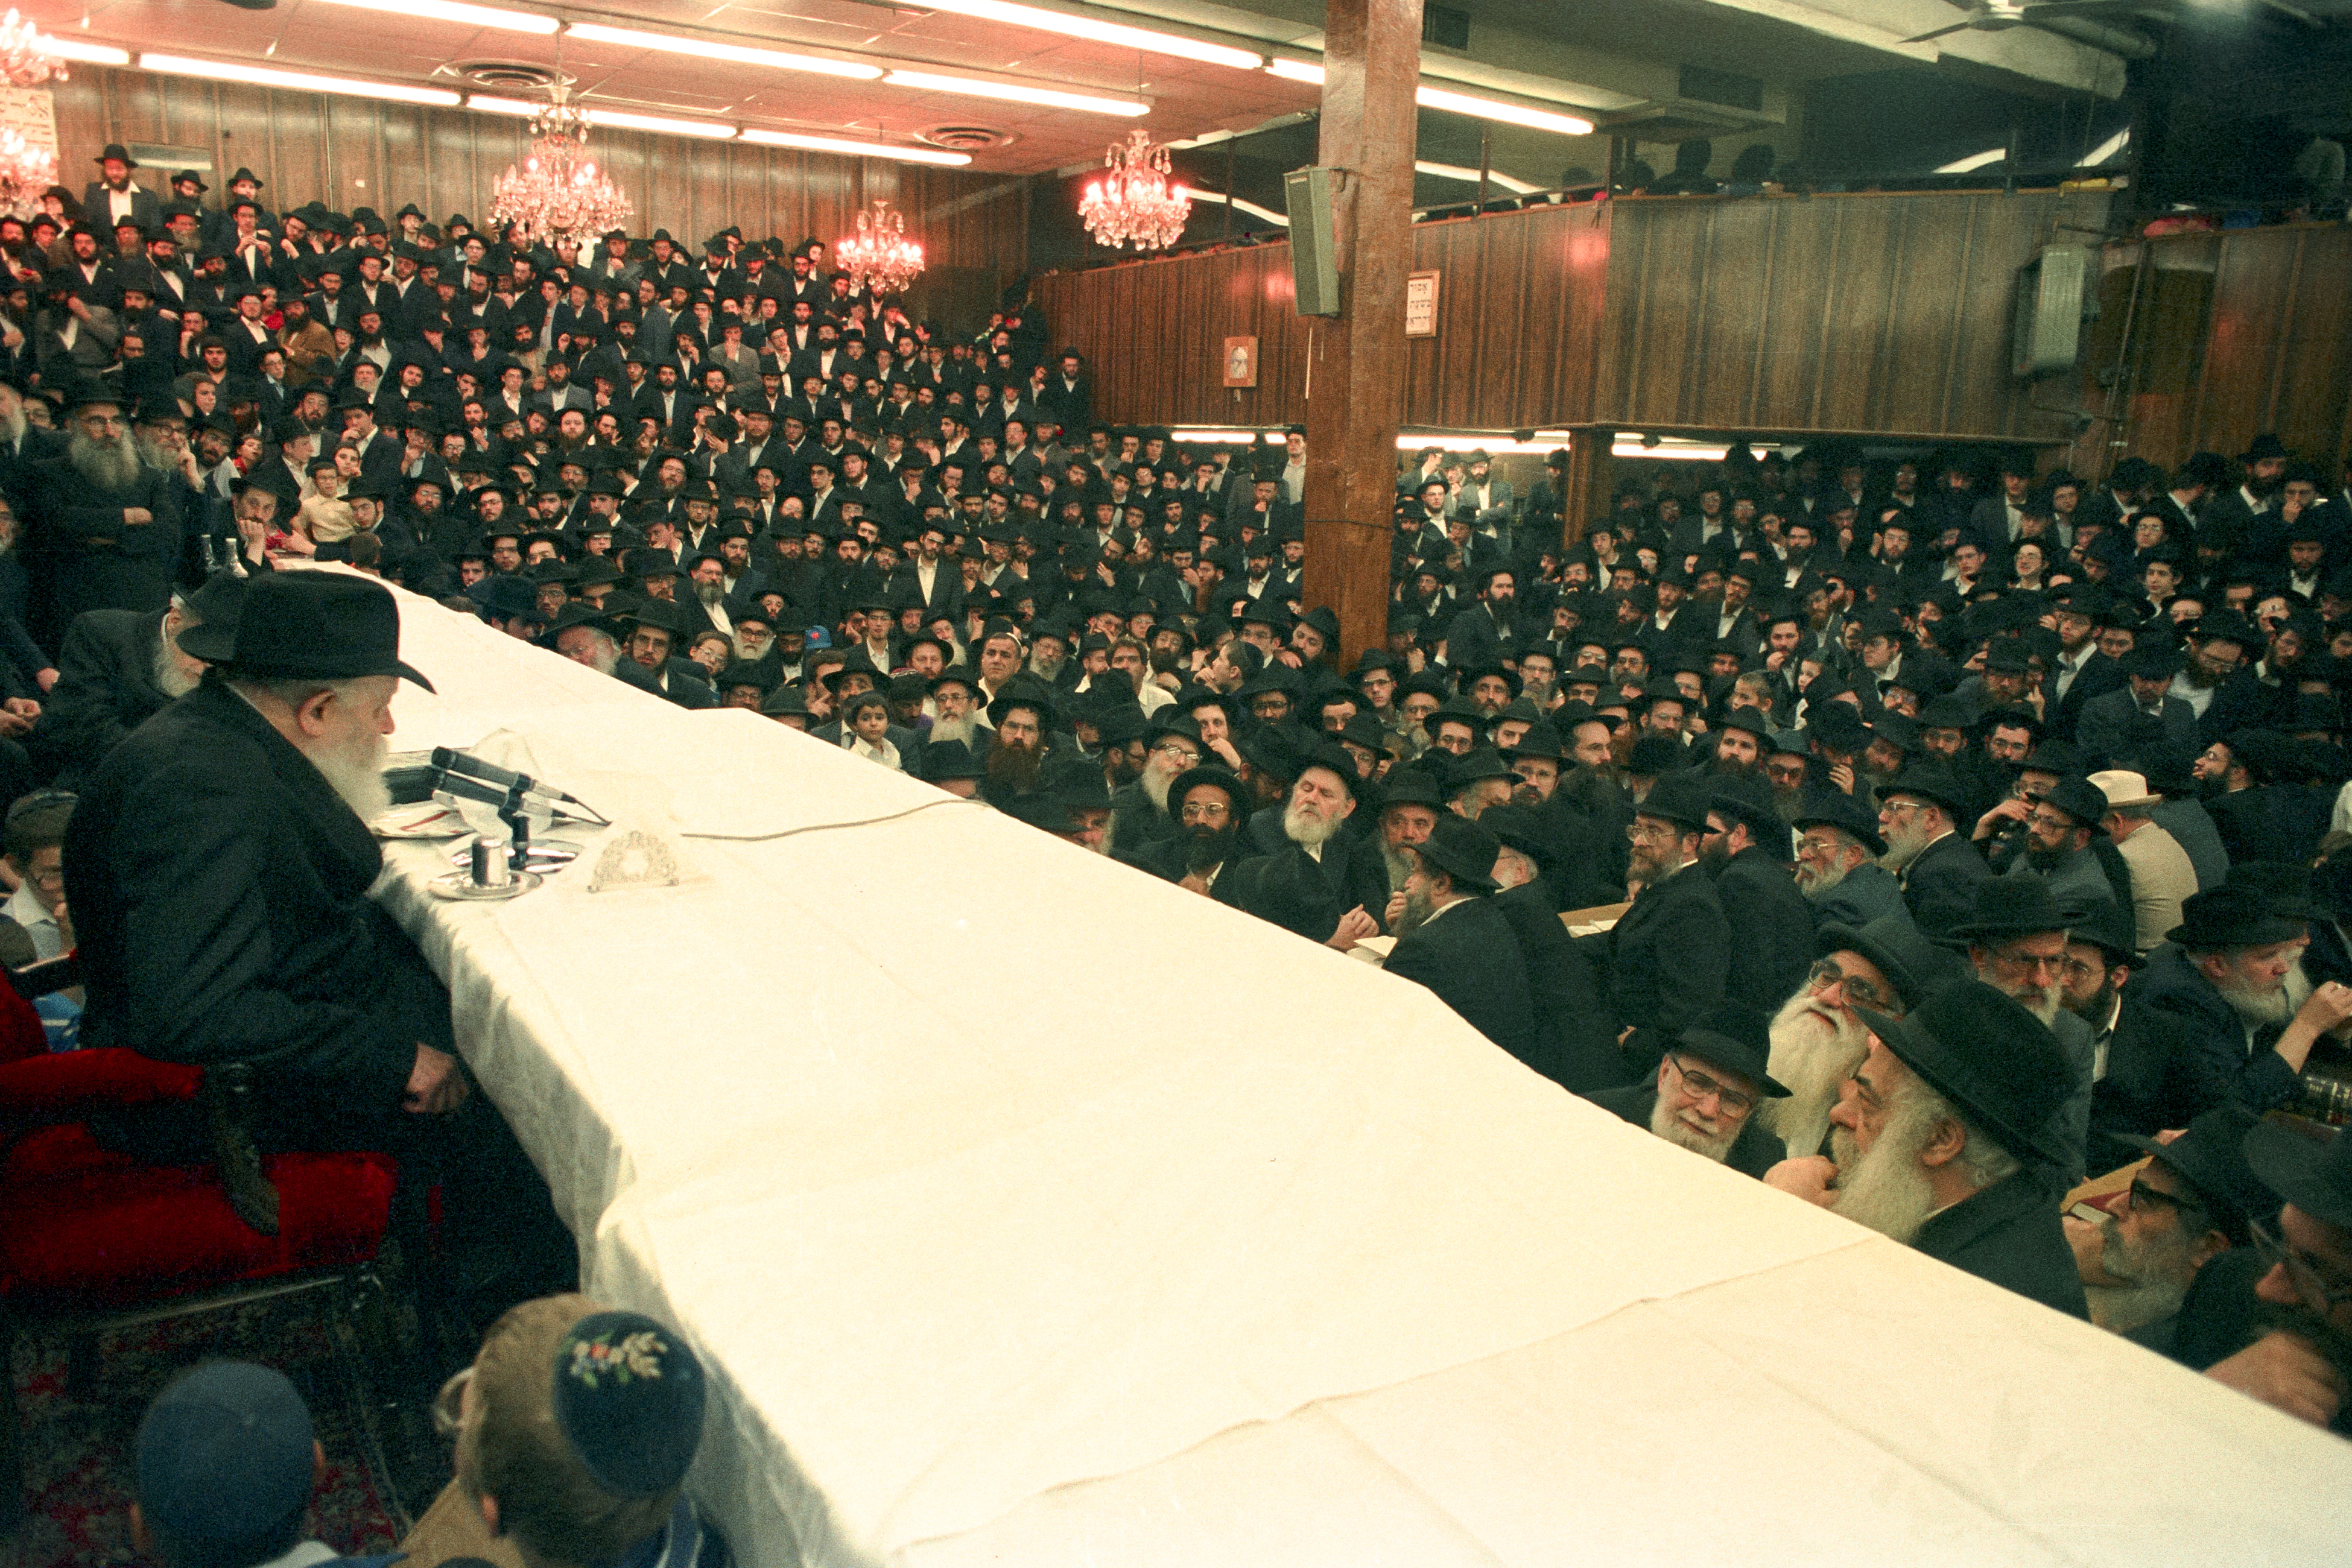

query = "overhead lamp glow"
[1396, 433, 1564, 455]
[738, 127, 971, 166]
[1935, 147, 2007, 174]
[465, 95, 541, 117]
[138, 54, 464, 106]
[1187, 188, 1289, 226]
[562, 22, 881, 81]
[920, 0, 1261, 71]
[1415, 85, 1592, 137]
[1266, 58, 1323, 84]
[2084, 127, 2129, 166]
[585, 107, 737, 139]
[1415, 160, 1541, 194]
[308, 0, 557, 34]
[883, 68, 1146, 116]
[37, 35, 129, 65]
[1610, 437, 1729, 461]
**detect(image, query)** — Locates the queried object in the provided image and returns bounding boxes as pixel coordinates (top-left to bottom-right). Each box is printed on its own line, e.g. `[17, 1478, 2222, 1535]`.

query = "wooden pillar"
[1299, 0, 1423, 667]
[1557, 428, 1615, 551]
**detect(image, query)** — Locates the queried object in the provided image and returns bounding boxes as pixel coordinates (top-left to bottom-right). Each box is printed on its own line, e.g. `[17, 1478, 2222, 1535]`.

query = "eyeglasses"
[1178, 801, 1231, 822]
[1807, 957, 1893, 1013]
[431, 1365, 474, 1439]
[1626, 822, 1679, 844]
[2251, 1217, 2352, 1314]
[1988, 944, 2068, 979]
[1153, 742, 1202, 764]
[2125, 1178, 2204, 1221]
[1667, 1054, 1757, 1116]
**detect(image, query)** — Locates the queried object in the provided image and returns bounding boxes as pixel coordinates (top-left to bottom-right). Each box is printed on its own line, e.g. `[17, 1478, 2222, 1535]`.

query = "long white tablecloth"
[360, 579, 2352, 1566]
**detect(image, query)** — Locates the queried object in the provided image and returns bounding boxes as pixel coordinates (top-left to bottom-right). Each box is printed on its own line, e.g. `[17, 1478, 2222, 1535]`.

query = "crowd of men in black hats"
[6, 142, 2352, 1446]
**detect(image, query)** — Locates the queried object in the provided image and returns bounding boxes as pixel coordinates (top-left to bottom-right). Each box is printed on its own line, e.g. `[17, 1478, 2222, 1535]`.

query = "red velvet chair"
[0, 958, 404, 1529]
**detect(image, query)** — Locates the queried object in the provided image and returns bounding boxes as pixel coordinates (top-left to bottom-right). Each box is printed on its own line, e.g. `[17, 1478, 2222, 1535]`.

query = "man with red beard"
[1767, 981, 2090, 1318]
[980, 679, 1056, 808]
[1760, 914, 1961, 1162]
[1587, 1004, 1789, 1177]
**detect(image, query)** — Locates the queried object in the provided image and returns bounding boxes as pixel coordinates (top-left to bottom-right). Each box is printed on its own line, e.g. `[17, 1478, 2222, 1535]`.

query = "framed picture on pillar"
[1405, 271, 1440, 337]
[1222, 336, 1258, 388]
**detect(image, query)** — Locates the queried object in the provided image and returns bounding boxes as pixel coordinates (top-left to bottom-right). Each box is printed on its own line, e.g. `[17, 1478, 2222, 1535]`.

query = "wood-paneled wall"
[2071, 223, 2352, 476]
[1034, 188, 2106, 447]
[1032, 199, 1611, 432]
[1592, 189, 2105, 443]
[45, 67, 1029, 333]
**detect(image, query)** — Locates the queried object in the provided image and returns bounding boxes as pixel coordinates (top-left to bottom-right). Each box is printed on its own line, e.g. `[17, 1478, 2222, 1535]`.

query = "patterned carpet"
[6, 1290, 448, 1567]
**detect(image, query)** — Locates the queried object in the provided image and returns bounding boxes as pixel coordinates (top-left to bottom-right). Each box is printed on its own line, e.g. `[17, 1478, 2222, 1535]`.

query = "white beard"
[1794, 857, 1851, 901]
[1138, 753, 1181, 812]
[1879, 817, 1935, 873]
[1757, 990, 1869, 1159]
[2217, 971, 2295, 1028]
[2090, 1213, 2196, 1335]
[1980, 972, 2064, 1028]
[69, 429, 144, 493]
[1828, 1084, 1947, 1246]
[151, 620, 200, 699]
[1284, 801, 1342, 850]
[306, 726, 393, 823]
[1650, 1090, 1737, 1163]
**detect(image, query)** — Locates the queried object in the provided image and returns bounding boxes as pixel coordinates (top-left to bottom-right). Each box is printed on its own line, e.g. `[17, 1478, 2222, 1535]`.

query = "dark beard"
[2023, 842, 2068, 873]
[986, 737, 1042, 791]
[1184, 824, 1236, 872]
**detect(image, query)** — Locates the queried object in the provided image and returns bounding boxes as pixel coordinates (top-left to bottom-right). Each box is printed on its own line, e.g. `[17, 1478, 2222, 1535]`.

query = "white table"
[362, 580, 2352, 1567]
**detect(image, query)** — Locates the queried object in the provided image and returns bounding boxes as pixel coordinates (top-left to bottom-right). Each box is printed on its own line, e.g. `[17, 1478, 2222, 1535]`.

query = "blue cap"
[135, 1362, 314, 1547]
[550, 1311, 708, 1497]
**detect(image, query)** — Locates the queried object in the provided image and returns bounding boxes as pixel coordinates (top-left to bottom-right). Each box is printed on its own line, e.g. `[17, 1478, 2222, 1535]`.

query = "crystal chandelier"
[489, 84, 632, 246]
[0, 10, 65, 88]
[0, 126, 54, 220]
[1078, 128, 1190, 251]
[835, 198, 924, 297]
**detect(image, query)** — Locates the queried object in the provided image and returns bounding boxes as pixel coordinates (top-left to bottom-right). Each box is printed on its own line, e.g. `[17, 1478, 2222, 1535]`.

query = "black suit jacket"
[2085, 994, 2227, 1177]
[1898, 830, 1989, 940]
[1588, 1082, 1787, 1178]
[33, 605, 174, 786]
[63, 680, 439, 1110]
[2133, 944, 2300, 1112]
[1606, 862, 1729, 1076]
[1912, 1170, 2090, 1319]
[1712, 845, 1814, 1010]
[1383, 895, 1535, 1060]
[1487, 879, 1627, 1091]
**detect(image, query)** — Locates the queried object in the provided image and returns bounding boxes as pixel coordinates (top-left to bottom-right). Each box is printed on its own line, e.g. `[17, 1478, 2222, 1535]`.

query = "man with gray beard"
[66, 573, 572, 1320]
[22, 384, 184, 648]
[1766, 981, 2090, 1318]
[35, 571, 246, 788]
[1588, 1005, 1789, 1177]
[1790, 792, 1903, 928]
[1761, 915, 1960, 1162]
[2065, 1104, 2275, 1348]
[1109, 712, 1200, 859]
[1875, 767, 1988, 940]
[1953, 875, 2097, 1187]
[1226, 744, 1380, 949]
[2138, 885, 2352, 1113]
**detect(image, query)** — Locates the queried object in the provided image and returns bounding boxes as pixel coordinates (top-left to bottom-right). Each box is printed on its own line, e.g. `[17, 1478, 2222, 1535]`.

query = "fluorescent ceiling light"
[2084, 127, 2130, 166]
[464, 95, 540, 116]
[585, 108, 737, 139]
[1415, 160, 1540, 194]
[884, 68, 1146, 115]
[138, 54, 463, 106]
[738, 128, 971, 165]
[1935, 147, 2007, 174]
[562, 22, 881, 81]
[1170, 428, 1257, 442]
[38, 36, 131, 65]
[1266, 61, 1594, 136]
[1395, 434, 1564, 454]
[919, 0, 1261, 70]
[1611, 436, 1729, 461]
[308, 0, 556, 34]
[1187, 189, 1289, 226]
[1415, 85, 1592, 137]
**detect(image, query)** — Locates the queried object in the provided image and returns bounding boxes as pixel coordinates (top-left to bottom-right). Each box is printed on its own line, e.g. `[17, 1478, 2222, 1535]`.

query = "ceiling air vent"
[916, 124, 1015, 151]
[458, 62, 563, 91]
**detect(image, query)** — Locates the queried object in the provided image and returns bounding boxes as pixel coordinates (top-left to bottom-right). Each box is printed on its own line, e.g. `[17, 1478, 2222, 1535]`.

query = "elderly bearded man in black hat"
[1949, 874, 2097, 1186]
[1767, 981, 2090, 1318]
[1590, 1004, 1790, 1178]
[24, 379, 185, 648]
[1225, 742, 1380, 949]
[65, 572, 571, 1319]
[2201, 1116, 2352, 1431]
[2137, 885, 2352, 1114]
[1605, 771, 1730, 1077]
[1875, 764, 1989, 939]
[1382, 811, 1533, 1059]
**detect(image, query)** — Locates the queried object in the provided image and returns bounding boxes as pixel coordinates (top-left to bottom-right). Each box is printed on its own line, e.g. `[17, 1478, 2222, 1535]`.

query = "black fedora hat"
[1815, 912, 1964, 1012]
[985, 674, 1057, 731]
[177, 573, 433, 692]
[1636, 770, 1714, 832]
[1790, 788, 1887, 856]
[2039, 776, 2111, 834]
[2119, 1104, 2275, 1244]
[2167, 885, 2305, 951]
[2244, 1117, 2352, 1231]
[1295, 739, 1363, 800]
[1948, 873, 2068, 943]
[1877, 765, 1973, 822]
[2061, 895, 2144, 968]
[1507, 721, 1570, 763]
[1166, 763, 1245, 816]
[1377, 769, 1446, 812]
[1410, 811, 1500, 894]
[1670, 1004, 1790, 1098]
[1856, 980, 2072, 1168]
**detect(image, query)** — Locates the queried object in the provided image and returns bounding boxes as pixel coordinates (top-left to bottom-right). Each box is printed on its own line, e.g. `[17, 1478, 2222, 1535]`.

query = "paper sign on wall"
[1405, 270, 1439, 338]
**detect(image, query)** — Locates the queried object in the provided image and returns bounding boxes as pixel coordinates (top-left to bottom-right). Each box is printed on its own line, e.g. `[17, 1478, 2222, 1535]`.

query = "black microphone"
[432, 771, 522, 811]
[431, 747, 583, 806]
